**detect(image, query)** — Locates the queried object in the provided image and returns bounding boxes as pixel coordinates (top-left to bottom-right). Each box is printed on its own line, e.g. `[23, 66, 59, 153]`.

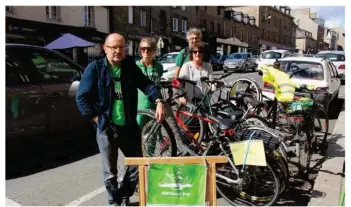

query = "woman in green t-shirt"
[136, 37, 164, 129]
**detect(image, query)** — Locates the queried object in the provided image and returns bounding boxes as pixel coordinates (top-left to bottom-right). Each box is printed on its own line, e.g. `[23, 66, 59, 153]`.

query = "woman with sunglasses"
[136, 37, 164, 128]
[178, 43, 214, 105]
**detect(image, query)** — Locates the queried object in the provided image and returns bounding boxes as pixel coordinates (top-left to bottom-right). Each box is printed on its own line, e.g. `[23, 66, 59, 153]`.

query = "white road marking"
[6, 198, 21, 206]
[65, 186, 106, 206]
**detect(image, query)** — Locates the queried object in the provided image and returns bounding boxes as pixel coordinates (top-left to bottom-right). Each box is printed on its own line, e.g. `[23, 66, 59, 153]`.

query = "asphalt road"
[6, 71, 345, 206]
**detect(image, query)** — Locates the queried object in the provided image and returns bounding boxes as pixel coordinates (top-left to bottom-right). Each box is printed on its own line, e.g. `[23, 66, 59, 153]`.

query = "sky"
[290, 6, 345, 29]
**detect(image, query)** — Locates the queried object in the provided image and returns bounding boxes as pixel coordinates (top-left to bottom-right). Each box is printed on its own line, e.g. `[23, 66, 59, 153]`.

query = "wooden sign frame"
[125, 156, 228, 206]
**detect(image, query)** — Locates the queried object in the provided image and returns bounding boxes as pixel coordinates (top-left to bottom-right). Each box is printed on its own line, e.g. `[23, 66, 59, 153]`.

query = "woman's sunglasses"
[141, 47, 154, 52]
[192, 50, 203, 54]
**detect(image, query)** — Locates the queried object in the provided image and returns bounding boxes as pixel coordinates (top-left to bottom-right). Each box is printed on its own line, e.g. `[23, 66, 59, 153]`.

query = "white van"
[257, 50, 292, 69]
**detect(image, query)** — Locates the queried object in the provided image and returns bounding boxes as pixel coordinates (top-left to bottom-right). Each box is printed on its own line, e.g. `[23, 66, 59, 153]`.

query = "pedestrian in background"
[76, 33, 165, 206]
[136, 37, 164, 129]
[174, 28, 210, 79]
[178, 43, 214, 105]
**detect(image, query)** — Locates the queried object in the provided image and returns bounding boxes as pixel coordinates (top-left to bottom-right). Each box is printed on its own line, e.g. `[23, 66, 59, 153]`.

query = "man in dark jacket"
[76, 33, 165, 206]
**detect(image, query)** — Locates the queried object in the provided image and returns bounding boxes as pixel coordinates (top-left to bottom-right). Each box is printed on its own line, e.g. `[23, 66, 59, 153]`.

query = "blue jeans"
[96, 124, 142, 205]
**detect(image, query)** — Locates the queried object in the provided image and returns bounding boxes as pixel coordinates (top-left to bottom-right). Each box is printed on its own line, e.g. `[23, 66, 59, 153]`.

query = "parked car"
[6, 43, 89, 139]
[257, 50, 292, 69]
[158, 52, 179, 80]
[261, 56, 341, 109]
[218, 55, 228, 70]
[316, 51, 345, 82]
[223, 52, 256, 73]
[209, 55, 220, 71]
[252, 55, 260, 67]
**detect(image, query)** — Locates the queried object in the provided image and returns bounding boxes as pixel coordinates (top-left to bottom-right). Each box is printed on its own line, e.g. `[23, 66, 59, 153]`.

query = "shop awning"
[45, 33, 95, 49]
[216, 37, 249, 48]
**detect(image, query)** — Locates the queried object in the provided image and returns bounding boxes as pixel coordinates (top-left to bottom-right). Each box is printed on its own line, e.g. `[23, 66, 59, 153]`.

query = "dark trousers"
[96, 123, 142, 205]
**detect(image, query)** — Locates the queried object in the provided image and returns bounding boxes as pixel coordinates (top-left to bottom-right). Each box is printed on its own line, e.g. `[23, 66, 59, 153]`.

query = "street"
[6, 71, 345, 206]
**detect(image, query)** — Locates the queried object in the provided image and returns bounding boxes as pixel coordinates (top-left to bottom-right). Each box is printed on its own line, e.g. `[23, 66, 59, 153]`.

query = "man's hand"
[155, 100, 165, 122]
[179, 97, 187, 105]
[93, 116, 98, 124]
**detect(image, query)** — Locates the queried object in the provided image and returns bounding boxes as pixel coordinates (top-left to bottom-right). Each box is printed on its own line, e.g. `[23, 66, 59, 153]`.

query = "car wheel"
[224, 69, 228, 73]
[244, 65, 248, 73]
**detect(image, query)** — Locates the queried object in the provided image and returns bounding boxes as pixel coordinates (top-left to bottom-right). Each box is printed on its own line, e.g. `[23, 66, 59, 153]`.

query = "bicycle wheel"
[230, 78, 263, 102]
[241, 116, 289, 163]
[237, 126, 289, 195]
[175, 102, 206, 144]
[216, 153, 281, 206]
[312, 106, 329, 155]
[137, 109, 177, 157]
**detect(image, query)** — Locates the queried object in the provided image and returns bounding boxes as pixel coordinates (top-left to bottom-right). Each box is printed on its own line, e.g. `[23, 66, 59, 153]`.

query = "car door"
[244, 54, 251, 68]
[6, 47, 47, 138]
[328, 61, 341, 96]
[23, 48, 84, 134]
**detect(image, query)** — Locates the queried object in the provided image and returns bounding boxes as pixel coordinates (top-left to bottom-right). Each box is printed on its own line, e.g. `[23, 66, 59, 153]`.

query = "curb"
[308, 106, 345, 206]
[6, 198, 21, 206]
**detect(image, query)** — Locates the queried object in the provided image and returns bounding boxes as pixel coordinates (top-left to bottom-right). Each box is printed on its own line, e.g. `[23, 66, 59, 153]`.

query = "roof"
[6, 43, 48, 49]
[279, 56, 325, 63]
[318, 50, 344, 55]
[262, 49, 290, 53]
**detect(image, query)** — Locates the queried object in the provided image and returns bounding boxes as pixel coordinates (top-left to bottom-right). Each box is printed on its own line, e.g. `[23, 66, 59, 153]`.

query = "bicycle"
[138, 78, 287, 205]
[256, 67, 329, 176]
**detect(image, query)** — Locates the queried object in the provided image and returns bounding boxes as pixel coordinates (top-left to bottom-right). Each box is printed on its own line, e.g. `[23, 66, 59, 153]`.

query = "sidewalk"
[308, 106, 345, 206]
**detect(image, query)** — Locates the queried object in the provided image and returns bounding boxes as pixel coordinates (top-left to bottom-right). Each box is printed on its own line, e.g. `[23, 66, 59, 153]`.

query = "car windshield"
[228, 54, 247, 59]
[280, 61, 324, 80]
[158, 54, 178, 63]
[316, 53, 345, 61]
[262, 52, 282, 59]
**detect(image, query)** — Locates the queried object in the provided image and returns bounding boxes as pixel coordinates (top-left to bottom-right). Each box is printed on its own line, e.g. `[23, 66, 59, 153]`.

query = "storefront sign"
[147, 163, 207, 206]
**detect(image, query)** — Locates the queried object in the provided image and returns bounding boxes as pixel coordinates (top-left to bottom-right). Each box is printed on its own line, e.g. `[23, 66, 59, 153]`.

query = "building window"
[202, 19, 207, 30]
[181, 6, 186, 11]
[196, 6, 199, 14]
[128, 6, 134, 24]
[160, 10, 166, 31]
[247, 31, 249, 42]
[217, 6, 221, 15]
[173, 18, 178, 32]
[231, 26, 234, 37]
[211, 22, 214, 33]
[46, 6, 60, 21]
[204, 6, 207, 11]
[6, 6, 15, 14]
[217, 23, 221, 36]
[140, 9, 146, 27]
[240, 29, 243, 40]
[182, 20, 187, 33]
[84, 6, 94, 27]
[261, 28, 265, 38]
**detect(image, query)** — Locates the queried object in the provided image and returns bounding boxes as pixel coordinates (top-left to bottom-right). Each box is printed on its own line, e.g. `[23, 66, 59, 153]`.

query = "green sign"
[147, 163, 207, 206]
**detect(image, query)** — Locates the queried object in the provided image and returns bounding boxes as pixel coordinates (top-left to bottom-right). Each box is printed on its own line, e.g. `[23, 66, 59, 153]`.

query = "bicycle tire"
[216, 156, 281, 206]
[137, 109, 177, 157]
[177, 102, 206, 144]
[242, 116, 289, 163]
[313, 106, 329, 154]
[230, 77, 263, 102]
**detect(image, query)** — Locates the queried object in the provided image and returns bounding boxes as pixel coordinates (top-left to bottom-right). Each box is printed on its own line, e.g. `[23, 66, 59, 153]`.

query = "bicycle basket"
[236, 128, 281, 151]
[284, 97, 313, 115]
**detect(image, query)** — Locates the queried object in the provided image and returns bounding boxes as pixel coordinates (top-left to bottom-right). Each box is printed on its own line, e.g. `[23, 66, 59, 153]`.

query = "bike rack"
[125, 156, 228, 206]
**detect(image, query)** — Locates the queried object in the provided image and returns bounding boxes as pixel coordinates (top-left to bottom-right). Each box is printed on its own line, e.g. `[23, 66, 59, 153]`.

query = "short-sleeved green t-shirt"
[175, 48, 191, 67]
[136, 60, 164, 109]
[108, 65, 125, 126]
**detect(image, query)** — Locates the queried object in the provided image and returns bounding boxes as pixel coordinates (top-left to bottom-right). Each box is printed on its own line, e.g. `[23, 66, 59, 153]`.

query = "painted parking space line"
[6, 198, 21, 206]
[65, 186, 106, 206]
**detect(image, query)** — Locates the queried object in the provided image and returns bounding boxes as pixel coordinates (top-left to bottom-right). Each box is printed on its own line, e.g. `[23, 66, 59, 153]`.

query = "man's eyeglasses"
[188, 37, 200, 41]
[141, 47, 154, 52]
[106, 45, 125, 52]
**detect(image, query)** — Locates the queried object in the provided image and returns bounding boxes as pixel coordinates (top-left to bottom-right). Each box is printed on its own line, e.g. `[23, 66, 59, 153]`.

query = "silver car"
[223, 52, 256, 73]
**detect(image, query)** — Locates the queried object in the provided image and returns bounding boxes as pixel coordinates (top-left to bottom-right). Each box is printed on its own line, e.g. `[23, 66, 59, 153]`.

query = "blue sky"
[291, 6, 345, 28]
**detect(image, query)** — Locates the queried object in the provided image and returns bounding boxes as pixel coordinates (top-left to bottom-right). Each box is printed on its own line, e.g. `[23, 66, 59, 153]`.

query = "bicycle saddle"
[207, 115, 236, 130]
[216, 110, 244, 121]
